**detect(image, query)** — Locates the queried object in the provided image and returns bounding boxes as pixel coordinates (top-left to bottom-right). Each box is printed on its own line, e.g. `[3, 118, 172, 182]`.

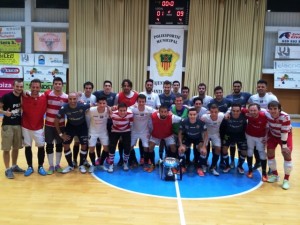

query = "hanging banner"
[0, 26, 22, 40]
[0, 39, 22, 52]
[0, 53, 34, 66]
[275, 46, 300, 59]
[0, 78, 15, 97]
[0, 65, 23, 78]
[23, 66, 67, 92]
[274, 72, 300, 89]
[34, 54, 63, 66]
[274, 60, 300, 72]
[278, 30, 300, 44]
[150, 28, 184, 94]
[34, 32, 67, 52]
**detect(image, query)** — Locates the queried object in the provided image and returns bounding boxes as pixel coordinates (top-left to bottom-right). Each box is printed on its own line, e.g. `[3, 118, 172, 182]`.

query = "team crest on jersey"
[153, 48, 179, 77]
[79, 109, 83, 113]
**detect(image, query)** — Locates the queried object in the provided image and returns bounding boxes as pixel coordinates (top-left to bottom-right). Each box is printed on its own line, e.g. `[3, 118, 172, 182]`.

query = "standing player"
[181, 86, 192, 106]
[22, 79, 47, 176]
[130, 94, 154, 170]
[248, 80, 278, 171]
[242, 103, 268, 181]
[220, 103, 247, 174]
[104, 103, 133, 173]
[193, 97, 208, 118]
[192, 83, 213, 108]
[44, 77, 68, 175]
[225, 80, 251, 168]
[207, 86, 232, 113]
[201, 104, 224, 176]
[86, 96, 110, 173]
[265, 101, 293, 190]
[55, 92, 90, 174]
[172, 80, 181, 95]
[178, 108, 208, 176]
[0, 79, 25, 179]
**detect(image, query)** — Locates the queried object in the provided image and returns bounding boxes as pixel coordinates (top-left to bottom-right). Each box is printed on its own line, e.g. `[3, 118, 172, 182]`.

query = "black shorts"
[222, 135, 247, 151]
[64, 122, 88, 145]
[45, 125, 65, 144]
[183, 138, 202, 148]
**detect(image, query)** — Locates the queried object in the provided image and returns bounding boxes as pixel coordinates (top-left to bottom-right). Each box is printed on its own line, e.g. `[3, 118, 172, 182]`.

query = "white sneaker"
[107, 164, 114, 173]
[123, 162, 129, 171]
[211, 168, 219, 176]
[282, 179, 290, 190]
[62, 166, 74, 174]
[88, 165, 95, 173]
[79, 165, 87, 174]
[267, 174, 280, 183]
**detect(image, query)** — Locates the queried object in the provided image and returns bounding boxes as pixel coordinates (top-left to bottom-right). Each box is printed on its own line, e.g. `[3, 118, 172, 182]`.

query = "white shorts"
[89, 133, 109, 147]
[149, 135, 175, 146]
[208, 133, 221, 148]
[246, 134, 266, 159]
[22, 127, 45, 147]
[131, 132, 150, 147]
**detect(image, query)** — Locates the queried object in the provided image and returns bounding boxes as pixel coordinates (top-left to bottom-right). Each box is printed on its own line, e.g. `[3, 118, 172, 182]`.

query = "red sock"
[284, 174, 290, 180]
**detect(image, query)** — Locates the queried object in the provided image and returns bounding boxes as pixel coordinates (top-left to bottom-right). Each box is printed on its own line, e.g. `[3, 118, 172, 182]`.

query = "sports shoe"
[38, 167, 47, 176]
[5, 168, 14, 179]
[83, 160, 91, 168]
[267, 174, 280, 183]
[197, 168, 204, 177]
[72, 161, 78, 168]
[62, 165, 74, 174]
[223, 167, 231, 173]
[79, 165, 87, 174]
[181, 167, 187, 174]
[24, 167, 34, 177]
[210, 168, 219, 176]
[139, 158, 144, 166]
[107, 164, 114, 173]
[171, 167, 178, 174]
[202, 165, 207, 173]
[55, 165, 63, 173]
[47, 166, 55, 175]
[11, 165, 25, 173]
[252, 162, 261, 170]
[123, 162, 129, 171]
[247, 171, 253, 178]
[282, 179, 290, 190]
[219, 162, 226, 170]
[237, 166, 245, 174]
[230, 161, 235, 169]
[262, 174, 268, 182]
[146, 165, 155, 173]
[89, 165, 95, 173]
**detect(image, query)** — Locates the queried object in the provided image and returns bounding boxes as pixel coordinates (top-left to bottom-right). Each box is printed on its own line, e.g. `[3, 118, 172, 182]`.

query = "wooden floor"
[1, 125, 300, 225]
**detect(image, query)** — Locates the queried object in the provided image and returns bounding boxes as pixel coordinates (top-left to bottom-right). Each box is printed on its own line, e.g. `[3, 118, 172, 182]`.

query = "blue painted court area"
[292, 122, 300, 127]
[93, 147, 262, 199]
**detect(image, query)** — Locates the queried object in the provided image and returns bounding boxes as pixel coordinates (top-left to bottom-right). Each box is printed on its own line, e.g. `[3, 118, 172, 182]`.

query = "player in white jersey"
[192, 83, 213, 108]
[140, 79, 161, 109]
[130, 94, 155, 169]
[86, 96, 110, 173]
[264, 101, 293, 190]
[248, 79, 278, 172]
[201, 104, 224, 176]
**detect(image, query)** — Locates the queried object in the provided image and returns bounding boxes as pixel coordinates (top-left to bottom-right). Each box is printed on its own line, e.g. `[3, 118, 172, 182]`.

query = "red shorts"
[267, 131, 293, 151]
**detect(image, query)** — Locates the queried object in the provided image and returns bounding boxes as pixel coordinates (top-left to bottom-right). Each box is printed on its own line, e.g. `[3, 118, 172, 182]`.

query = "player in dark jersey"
[220, 103, 247, 174]
[178, 108, 208, 176]
[55, 92, 90, 174]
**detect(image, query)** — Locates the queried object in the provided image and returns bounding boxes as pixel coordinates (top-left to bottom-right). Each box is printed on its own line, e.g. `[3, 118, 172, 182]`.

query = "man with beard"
[192, 83, 213, 108]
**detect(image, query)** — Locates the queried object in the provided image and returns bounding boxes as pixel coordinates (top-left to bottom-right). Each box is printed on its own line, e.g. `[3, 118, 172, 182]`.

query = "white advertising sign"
[278, 30, 300, 44]
[0, 26, 22, 40]
[274, 72, 300, 89]
[0, 65, 23, 78]
[34, 54, 63, 66]
[275, 46, 300, 59]
[274, 60, 300, 72]
[150, 28, 184, 94]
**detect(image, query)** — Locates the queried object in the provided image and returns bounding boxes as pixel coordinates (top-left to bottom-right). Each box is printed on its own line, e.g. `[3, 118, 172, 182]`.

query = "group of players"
[0, 77, 293, 190]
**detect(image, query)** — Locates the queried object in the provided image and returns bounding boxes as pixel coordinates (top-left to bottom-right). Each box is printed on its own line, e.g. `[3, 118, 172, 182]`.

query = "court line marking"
[91, 172, 263, 200]
[174, 174, 186, 225]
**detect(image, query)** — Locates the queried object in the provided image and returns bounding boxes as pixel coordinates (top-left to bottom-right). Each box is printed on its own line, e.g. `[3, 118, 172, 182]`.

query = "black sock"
[37, 146, 45, 167]
[100, 151, 108, 165]
[223, 153, 230, 167]
[211, 152, 219, 168]
[25, 146, 33, 167]
[79, 150, 88, 166]
[73, 145, 79, 162]
[238, 154, 246, 168]
[139, 139, 144, 158]
[149, 152, 155, 166]
[118, 141, 124, 160]
[247, 156, 253, 172]
[261, 159, 267, 175]
[64, 149, 73, 167]
[96, 142, 102, 158]
[89, 151, 96, 166]
[254, 148, 260, 164]
[230, 146, 236, 162]
[185, 148, 191, 162]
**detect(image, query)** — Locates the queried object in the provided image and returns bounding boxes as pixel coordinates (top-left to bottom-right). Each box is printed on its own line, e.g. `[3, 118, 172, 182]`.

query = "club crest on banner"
[154, 49, 179, 77]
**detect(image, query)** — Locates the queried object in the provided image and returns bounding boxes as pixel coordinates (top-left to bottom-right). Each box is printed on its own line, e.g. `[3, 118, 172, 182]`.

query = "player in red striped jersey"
[264, 101, 293, 190]
[44, 77, 68, 175]
[104, 102, 133, 173]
